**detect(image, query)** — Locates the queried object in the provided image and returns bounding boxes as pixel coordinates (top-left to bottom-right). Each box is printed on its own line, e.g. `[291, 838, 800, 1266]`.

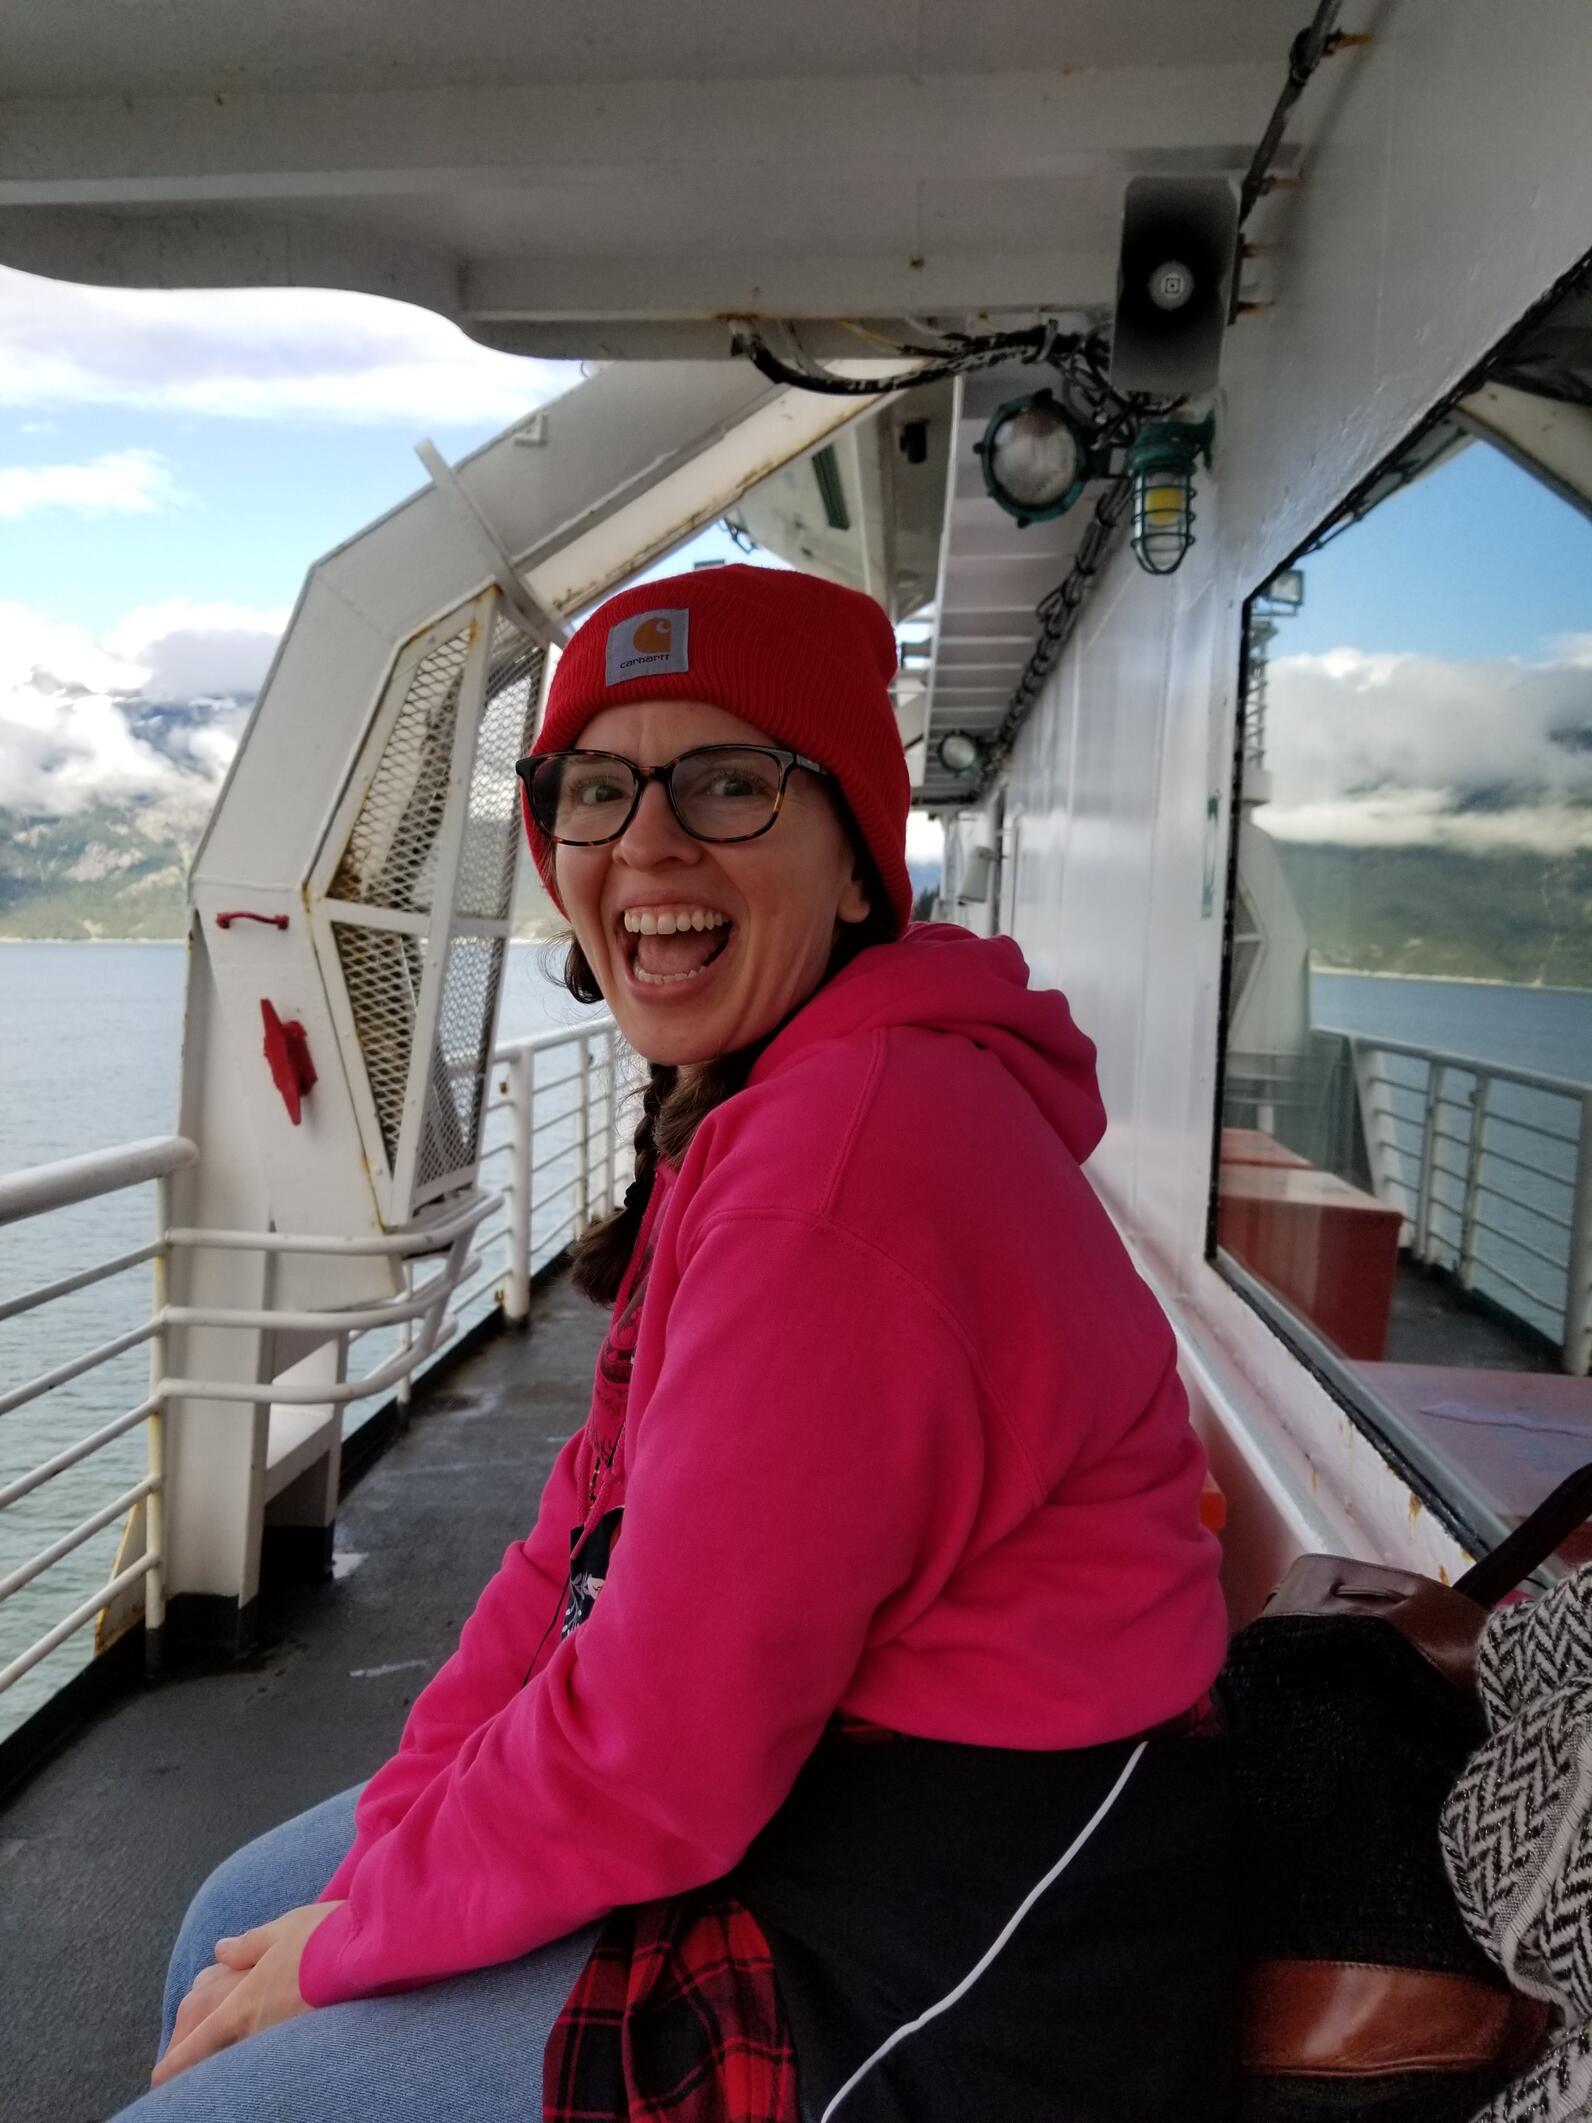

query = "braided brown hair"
[558, 853, 896, 1306]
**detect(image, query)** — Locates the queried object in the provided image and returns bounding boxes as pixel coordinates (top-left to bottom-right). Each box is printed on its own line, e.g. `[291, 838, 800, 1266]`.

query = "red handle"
[261, 999, 318, 1125]
[217, 910, 289, 930]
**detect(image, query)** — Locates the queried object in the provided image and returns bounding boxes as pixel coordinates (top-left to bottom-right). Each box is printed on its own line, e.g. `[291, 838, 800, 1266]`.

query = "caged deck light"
[1126, 413, 1215, 576]
[974, 389, 1100, 529]
[935, 730, 984, 778]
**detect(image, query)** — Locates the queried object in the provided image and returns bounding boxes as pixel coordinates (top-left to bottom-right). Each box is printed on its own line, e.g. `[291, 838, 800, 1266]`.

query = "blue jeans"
[113, 1784, 600, 2121]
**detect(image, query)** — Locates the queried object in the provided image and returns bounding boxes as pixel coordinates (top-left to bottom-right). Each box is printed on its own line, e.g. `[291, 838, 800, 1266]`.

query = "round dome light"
[936, 730, 982, 778]
[974, 390, 1094, 528]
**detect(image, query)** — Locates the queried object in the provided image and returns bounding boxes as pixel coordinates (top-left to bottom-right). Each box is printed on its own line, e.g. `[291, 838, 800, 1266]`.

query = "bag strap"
[1456, 1460, 1592, 1608]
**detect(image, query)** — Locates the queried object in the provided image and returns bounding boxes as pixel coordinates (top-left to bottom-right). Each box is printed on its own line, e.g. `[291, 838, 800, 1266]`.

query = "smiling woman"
[540, 704, 878, 1059]
[127, 564, 1232, 2123]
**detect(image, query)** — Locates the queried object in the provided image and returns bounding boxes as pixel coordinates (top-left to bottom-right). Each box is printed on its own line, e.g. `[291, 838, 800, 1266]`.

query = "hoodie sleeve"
[299, 1211, 989, 2001]
[318, 1425, 585, 1903]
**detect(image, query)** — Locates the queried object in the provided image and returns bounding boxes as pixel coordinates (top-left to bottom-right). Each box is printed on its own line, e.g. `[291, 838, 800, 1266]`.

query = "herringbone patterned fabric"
[1442, 1684, 1592, 2007]
[1478, 1569, 1592, 1733]
[1470, 2023, 1592, 2123]
[1443, 1568, 1592, 2120]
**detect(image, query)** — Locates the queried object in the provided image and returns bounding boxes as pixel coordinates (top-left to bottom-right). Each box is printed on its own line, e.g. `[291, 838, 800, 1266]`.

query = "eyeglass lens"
[531, 748, 787, 844]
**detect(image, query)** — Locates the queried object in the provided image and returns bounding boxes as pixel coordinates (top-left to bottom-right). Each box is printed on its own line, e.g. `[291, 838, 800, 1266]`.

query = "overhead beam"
[0, 205, 462, 308]
[0, 67, 1276, 203]
[465, 249, 1120, 321]
[0, 209, 1118, 322]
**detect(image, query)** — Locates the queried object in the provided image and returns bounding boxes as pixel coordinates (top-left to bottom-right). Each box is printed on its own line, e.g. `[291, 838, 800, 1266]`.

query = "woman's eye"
[706, 769, 771, 799]
[571, 775, 624, 805]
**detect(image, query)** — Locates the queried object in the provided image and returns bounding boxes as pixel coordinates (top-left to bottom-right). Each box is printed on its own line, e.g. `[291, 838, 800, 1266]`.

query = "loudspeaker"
[1109, 177, 1241, 398]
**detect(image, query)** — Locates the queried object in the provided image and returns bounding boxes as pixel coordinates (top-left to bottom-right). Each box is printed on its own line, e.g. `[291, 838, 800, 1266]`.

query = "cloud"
[0, 597, 286, 828]
[1257, 644, 1592, 854]
[906, 810, 945, 865]
[105, 597, 289, 698]
[0, 267, 575, 428]
[0, 446, 180, 520]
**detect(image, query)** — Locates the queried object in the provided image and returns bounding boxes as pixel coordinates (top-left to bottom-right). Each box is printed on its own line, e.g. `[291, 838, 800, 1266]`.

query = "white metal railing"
[0, 1017, 632, 1732]
[1335, 1028, 1592, 1375]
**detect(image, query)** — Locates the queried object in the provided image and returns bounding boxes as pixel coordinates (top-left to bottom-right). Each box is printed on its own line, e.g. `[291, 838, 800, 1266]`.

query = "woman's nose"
[614, 776, 700, 868]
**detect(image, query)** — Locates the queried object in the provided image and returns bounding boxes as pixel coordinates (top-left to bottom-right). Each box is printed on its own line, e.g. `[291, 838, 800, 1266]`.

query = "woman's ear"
[837, 864, 872, 927]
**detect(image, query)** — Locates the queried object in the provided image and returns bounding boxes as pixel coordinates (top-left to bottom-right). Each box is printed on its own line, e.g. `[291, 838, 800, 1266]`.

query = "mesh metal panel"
[458, 625, 544, 920]
[413, 934, 505, 1199]
[332, 922, 425, 1173]
[330, 625, 472, 914]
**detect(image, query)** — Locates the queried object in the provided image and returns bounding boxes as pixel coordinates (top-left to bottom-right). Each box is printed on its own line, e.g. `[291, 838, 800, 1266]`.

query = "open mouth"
[618, 905, 735, 988]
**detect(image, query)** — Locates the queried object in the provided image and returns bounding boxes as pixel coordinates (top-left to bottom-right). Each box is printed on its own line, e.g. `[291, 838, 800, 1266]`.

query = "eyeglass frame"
[515, 744, 832, 847]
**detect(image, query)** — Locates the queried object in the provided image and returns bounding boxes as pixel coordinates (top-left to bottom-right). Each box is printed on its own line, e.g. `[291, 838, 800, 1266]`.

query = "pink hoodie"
[300, 924, 1226, 2005]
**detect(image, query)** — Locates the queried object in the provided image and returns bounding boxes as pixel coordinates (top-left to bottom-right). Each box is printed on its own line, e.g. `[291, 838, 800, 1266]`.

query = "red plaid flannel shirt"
[543, 1891, 798, 2123]
[543, 1696, 1219, 2120]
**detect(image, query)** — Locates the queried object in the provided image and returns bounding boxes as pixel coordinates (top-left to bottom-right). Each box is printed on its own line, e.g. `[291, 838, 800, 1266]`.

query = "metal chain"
[971, 473, 1135, 791]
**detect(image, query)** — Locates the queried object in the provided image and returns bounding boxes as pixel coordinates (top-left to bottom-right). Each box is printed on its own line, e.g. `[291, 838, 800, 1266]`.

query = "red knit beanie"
[523, 564, 912, 933]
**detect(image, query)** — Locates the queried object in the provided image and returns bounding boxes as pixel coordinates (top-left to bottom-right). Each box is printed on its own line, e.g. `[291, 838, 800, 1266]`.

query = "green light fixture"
[974, 389, 1099, 529]
[1126, 413, 1215, 576]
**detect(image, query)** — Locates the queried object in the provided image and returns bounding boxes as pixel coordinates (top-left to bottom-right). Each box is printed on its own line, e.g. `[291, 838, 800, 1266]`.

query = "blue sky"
[0, 267, 767, 823]
[2, 401, 526, 633]
[1276, 438, 1592, 665]
[1, 392, 771, 637]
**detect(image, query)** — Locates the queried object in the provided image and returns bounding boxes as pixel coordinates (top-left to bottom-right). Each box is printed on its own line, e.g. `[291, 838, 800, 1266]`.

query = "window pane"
[1216, 391, 1592, 1557]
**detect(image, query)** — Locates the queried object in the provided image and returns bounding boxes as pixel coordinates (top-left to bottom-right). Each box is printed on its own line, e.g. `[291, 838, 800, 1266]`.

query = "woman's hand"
[151, 1901, 341, 2086]
[165, 1959, 250, 2060]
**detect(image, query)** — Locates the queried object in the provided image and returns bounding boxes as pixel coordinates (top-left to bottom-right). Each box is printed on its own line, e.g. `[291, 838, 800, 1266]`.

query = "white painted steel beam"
[0, 54, 1288, 331]
[465, 253, 1121, 328]
[158, 359, 908, 1649]
[0, 70, 1276, 202]
[0, 207, 462, 312]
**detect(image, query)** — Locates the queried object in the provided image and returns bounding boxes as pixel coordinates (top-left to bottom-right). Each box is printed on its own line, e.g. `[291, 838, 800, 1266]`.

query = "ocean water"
[1309, 971, 1592, 1348]
[0, 940, 593, 1742]
[1312, 970, 1592, 1084]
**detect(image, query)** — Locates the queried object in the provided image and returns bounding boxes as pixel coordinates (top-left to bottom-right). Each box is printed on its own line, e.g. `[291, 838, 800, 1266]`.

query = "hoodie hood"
[751, 922, 1106, 1165]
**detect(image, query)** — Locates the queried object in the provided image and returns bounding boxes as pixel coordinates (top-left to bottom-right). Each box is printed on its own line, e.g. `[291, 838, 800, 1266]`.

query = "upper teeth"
[622, 908, 729, 935]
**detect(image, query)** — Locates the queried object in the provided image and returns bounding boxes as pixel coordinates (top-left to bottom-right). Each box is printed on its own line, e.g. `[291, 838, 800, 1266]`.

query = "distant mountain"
[6, 809, 1582, 989]
[0, 805, 938, 943]
[1276, 841, 1592, 987]
[0, 802, 560, 941]
[0, 805, 193, 940]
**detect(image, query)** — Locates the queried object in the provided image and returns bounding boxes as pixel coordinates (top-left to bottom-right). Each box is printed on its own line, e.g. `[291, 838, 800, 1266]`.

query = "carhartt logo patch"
[605, 608, 690, 686]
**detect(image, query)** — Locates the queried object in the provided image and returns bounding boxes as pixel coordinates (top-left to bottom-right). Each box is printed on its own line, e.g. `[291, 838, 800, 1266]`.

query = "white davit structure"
[141, 362, 941, 1651]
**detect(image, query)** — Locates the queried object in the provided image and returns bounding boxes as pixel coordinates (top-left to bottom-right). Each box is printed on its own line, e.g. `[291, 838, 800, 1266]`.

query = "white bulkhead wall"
[1000, 0, 1592, 1614]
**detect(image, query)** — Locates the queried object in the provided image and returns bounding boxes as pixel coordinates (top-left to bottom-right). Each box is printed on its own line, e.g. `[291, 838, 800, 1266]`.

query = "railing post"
[1456, 1075, 1490, 1293]
[145, 1170, 171, 1673]
[396, 1316, 413, 1408]
[1351, 1039, 1391, 1205]
[1565, 1089, 1592, 1377]
[575, 1036, 592, 1232]
[601, 1031, 617, 1217]
[1413, 1058, 1443, 1266]
[504, 1047, 532, 1323]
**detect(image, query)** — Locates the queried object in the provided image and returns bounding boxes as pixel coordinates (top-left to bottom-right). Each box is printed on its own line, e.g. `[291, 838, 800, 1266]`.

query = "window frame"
[1206, 244, 1592, 1562]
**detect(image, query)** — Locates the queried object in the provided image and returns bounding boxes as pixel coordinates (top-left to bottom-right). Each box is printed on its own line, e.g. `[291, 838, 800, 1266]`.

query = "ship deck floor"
[1385, 1259, 1561, 1372]
[1, 1270, 605, 2123]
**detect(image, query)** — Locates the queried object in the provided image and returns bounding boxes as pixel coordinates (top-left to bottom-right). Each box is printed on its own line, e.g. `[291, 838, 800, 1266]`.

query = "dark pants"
[737, 1726, 1237, 2122]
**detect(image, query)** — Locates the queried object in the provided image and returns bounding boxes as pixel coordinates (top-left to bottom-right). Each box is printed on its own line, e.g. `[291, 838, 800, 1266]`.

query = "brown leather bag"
[1221, 1465, 1592, 2121]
